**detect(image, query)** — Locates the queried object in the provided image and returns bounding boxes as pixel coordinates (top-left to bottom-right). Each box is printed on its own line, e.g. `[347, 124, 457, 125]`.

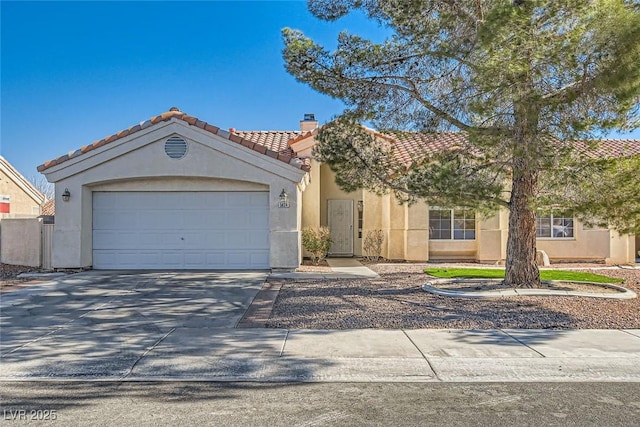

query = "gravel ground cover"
[266, 263, 640, 329]
[0, 264, 48, 293]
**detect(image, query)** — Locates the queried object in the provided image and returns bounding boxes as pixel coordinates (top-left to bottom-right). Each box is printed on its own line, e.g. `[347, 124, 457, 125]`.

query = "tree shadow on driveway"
[0, 271, 335, 381]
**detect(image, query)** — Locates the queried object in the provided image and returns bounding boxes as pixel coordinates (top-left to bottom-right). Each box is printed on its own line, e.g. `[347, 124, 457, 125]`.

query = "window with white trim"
[429, 209, 476, 240]
[536, 211, 574, 238]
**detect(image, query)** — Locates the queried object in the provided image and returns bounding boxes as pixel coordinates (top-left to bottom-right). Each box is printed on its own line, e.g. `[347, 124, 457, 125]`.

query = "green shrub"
[302, 226, 332, 265]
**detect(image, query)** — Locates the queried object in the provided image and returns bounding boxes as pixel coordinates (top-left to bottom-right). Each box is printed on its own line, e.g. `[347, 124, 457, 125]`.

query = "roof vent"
[164, 136, 188, 159]
[303, 113, 315, 121]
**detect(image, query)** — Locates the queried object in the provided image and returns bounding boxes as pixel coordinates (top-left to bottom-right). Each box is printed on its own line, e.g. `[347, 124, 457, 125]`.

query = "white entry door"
[92, 191, 270, 270]
[328, 199, 353, 256]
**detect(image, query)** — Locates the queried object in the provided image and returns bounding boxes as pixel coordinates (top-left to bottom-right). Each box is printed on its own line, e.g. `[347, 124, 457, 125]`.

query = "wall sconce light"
[62, 188, 71, 202]
[357, 200, 363, 213]
[278, 189, 290, 208]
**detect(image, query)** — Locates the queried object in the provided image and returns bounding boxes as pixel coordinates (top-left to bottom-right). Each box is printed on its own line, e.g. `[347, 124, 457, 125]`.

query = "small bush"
[301, 226, 332, 265]
[363, 229, 385, 261]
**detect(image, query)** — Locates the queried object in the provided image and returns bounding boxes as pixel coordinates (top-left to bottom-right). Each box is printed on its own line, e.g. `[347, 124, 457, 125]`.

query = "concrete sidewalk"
[2, 328, 639, 382]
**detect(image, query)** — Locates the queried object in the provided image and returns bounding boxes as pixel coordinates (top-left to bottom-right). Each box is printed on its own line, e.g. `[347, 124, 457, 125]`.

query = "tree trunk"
[504, 158, 541, 288]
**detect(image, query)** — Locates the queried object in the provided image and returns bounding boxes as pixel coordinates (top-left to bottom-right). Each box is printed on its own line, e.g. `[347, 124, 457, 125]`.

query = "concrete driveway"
[0, 271, 268, 379]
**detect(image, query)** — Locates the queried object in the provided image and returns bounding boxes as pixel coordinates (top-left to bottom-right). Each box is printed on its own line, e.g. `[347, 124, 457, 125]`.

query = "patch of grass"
[424, 267, 623, 284]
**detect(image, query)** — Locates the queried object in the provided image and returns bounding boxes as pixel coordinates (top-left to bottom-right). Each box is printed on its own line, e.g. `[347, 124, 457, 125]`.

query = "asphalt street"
[1, 381, 639, 426]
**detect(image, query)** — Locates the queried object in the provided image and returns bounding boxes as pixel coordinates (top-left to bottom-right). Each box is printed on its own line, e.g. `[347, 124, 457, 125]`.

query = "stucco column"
[269, 181, 301, 270]
[477, 210, 508, 264]
[52, 181, 88, 268]
[405, 202, 429, 261]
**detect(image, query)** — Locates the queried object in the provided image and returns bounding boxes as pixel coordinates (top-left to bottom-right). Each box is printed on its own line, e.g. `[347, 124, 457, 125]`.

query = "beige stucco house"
[1, 156, 45, 218]
[38, 108, 639, 270]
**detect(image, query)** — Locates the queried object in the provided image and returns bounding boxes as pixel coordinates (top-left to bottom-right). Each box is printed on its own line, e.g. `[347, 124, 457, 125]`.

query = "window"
[429, 209, 476, 240]
[536, 211, 574, 238]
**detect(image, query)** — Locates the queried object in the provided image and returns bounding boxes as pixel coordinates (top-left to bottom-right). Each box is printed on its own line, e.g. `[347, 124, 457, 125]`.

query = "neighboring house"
[40, 199, 55, 224]
[0, 155, 45, 218]
[37, 108, 639, 270]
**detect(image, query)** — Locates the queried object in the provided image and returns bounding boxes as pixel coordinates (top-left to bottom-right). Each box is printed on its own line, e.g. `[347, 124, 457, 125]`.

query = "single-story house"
[1, 155, 45, 218]
[37, 108, 639, 270]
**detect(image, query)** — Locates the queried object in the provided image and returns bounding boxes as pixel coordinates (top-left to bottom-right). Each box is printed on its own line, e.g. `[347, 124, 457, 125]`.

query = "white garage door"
[93, 191, 270, 269]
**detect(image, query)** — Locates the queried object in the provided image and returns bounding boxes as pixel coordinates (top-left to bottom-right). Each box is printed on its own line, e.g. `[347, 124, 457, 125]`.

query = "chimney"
[300, 113, 318, 132]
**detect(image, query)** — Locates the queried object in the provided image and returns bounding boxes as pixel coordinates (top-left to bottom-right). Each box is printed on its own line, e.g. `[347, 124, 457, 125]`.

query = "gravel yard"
[0, 263, 41, 292]
[266, 263, 640, 329]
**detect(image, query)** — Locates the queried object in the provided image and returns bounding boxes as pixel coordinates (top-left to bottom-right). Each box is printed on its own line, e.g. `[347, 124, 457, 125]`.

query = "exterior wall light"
[278, 189, 290, 208]
[62, 188, 71, 202]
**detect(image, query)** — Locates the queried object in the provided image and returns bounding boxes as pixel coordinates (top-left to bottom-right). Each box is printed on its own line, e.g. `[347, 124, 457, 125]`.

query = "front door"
[328, 199, 354, 256]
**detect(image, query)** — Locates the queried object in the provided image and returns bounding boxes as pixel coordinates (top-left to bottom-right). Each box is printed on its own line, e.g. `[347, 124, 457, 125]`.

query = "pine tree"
[283, 0, 640, 287]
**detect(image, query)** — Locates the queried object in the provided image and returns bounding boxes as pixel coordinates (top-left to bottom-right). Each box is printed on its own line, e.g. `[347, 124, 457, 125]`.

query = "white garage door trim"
[92, 191, 270, 270]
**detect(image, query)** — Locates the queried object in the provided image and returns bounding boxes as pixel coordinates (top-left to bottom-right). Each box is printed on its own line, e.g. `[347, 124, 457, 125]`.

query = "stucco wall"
[362, 190, 386, 259]
[536, 222, 611, 262]
[1, 218, 41, 267]
[311, 172, 628, 264]
[43, 121, 306, 270]
[606, 231, 636, 265]
[0, 169, 41, 217]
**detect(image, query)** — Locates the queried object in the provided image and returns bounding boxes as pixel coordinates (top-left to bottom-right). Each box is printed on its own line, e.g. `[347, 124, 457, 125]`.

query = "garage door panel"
[250, 193, 270, 206]
[94, 211, 140, 230]
[226, 193, 252, 207]
[182, 211, 226, 228]
[205, 252, 226, 266]
[184, 252, 206, 267]
[224, 211, 245, 227]
[93, 191, 270, 269]
[93, 250, 164, 269]
[196, 231, 227, 249]
[227, 252, 252, 267]
[251, 233, 270, 247]
[150, 211, 185, 228]
[251, 215, 270, 229]
[160, 252, 185, 268]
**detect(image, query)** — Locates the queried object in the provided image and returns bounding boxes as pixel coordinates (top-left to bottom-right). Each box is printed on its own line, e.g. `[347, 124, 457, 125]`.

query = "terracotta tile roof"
[37, 107, 638, 174]
[41, 199, 55, 216]
[382, 131, 470, 165]
[37, 108, 311, 173]
[232, 130, 302, 153]
[573, 139, 640, 159]
[379, 132, 640, 166]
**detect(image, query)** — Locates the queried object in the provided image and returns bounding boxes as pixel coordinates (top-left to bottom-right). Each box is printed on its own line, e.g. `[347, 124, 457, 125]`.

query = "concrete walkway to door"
[326, 258, 379, 278]
[270, 258, 379, 280]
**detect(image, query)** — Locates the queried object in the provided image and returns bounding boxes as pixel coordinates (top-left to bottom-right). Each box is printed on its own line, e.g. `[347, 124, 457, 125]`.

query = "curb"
[422, 279, 637, 299]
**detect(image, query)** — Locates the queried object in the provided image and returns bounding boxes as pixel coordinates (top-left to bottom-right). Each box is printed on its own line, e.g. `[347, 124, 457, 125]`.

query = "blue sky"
[2, 1, 639, 180]
[1, 0, 382, 177]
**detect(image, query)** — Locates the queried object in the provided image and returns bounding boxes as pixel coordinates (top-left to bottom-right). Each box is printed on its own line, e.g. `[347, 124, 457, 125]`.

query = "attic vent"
[164, 136, 188, 159]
